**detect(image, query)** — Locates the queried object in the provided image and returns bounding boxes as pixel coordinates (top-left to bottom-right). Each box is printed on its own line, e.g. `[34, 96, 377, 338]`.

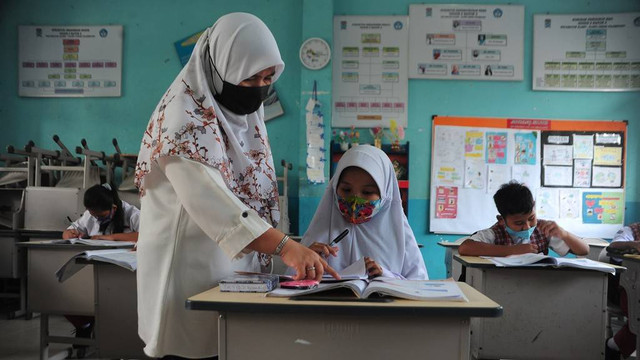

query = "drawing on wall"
[536, 188, 559, 219]
[593, 146, 622, 166]
[592, 166, 622, 187]
[514, 132, 537, 165]
[559, 189, 580, 219]
[464, 131, 484, 158]
[486, 132, 507, 164]
[573, 134, 594, 159]
[464, 159, 485, 189]
[487, 165, 510, 191]
[573, 159, 592, 187]
[582, 191, 624, 224]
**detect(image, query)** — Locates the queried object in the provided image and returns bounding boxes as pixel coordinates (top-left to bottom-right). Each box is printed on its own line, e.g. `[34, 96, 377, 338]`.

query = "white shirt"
[468, 227, 571, 256]
[612, 226, 635, 243]
[136, 156, 266, 358]
[67, 200, 140, 236]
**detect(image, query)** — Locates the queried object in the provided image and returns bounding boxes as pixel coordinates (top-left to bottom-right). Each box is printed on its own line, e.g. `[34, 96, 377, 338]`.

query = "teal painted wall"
[2, 0, 639, 279]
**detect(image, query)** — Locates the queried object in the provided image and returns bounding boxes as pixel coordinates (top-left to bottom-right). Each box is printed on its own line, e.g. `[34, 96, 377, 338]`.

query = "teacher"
[135, 13, 338, 360]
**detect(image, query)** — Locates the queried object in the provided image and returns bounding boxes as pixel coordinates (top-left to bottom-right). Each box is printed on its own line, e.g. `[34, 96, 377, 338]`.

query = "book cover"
[220, 274, 279, 293]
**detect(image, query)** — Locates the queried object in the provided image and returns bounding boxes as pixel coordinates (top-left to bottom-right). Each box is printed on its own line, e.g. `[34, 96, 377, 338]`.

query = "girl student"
[302, 145, 428, 279]
[63, 183, 140, 242]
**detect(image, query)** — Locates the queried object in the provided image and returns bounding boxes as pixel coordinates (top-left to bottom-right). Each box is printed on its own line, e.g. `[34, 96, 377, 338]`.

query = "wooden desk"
[18, 240, 133, 360]
[455, 255, 615, 360]
[187, 282, 502, 360]
[620, 254, 640, 353]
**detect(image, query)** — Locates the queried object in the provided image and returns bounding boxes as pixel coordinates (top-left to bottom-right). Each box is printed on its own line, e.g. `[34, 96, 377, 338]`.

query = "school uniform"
[467, 220, 571, 255]
[67, 200, 140, 235]
[301, 145, 428, 280]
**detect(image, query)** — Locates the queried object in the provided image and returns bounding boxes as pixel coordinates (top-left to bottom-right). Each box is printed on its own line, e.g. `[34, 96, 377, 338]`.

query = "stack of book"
[219, 274, 280, 293]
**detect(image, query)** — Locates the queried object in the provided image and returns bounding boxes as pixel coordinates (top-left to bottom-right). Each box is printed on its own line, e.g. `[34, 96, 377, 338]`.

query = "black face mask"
[210, 57, 270, 115]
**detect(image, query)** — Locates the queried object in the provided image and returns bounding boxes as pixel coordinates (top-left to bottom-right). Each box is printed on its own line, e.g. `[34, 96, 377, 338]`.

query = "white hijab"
[135, 12, 284, 227]
[302, 145, 428, 279]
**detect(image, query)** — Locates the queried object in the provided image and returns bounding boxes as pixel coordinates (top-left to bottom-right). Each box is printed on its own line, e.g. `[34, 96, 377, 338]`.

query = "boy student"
[458, 181, 589, 257]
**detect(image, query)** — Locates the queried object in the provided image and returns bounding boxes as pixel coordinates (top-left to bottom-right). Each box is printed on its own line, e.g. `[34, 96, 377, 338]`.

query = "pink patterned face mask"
[337, 195, 382, 224]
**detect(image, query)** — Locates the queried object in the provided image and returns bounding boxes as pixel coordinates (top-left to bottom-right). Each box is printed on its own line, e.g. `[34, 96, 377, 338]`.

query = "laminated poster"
[435, 186, 458, 219]
[582, 192, 624, 224]
[464, 131, 484, 158]
[485, 132, 507, 164]
[513, 132, 537, 165]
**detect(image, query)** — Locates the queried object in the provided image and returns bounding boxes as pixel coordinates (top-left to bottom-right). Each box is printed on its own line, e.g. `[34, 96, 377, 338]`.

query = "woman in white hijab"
[135, 13, 337, 359]
[301, 145, 428, 280]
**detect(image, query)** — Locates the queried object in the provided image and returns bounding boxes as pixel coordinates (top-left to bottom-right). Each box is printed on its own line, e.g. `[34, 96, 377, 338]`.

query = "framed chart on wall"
[429, 116, 627, 238]
[533, 13, 640, 92]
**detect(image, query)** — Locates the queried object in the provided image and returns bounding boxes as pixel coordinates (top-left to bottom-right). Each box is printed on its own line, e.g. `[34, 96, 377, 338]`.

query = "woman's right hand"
[309, 242, 339, 258]
[280, 240, 340, 281]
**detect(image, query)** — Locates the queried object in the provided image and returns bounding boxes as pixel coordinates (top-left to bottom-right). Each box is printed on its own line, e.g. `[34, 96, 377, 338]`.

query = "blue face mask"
[505, 225, 536, 242]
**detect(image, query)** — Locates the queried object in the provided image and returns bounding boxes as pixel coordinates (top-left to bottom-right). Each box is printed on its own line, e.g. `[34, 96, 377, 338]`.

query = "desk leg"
[219, 314, 227, 360]
[39, 314, 72, 360]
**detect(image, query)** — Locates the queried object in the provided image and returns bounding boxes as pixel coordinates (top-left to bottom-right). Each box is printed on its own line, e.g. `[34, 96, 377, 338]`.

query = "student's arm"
[91, 232, 139, 242]
[458, 239, 538, 256]
[537, 220, 588, 256]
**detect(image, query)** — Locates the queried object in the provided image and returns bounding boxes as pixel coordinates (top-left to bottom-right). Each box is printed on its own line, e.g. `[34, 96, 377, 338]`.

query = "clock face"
[299, 37, 331, 70]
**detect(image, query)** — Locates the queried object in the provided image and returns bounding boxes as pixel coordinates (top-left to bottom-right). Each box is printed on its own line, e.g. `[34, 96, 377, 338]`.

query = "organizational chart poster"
[533, 13, 640, 92]
[18, 25, 123, 97]
[408, 4, 524, 81]
[332, 16, 408, 128]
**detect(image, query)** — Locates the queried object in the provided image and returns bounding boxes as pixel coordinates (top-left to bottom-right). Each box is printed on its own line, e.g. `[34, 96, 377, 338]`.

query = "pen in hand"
[329, 229, 349, 247]
[66, 216, 88, 239]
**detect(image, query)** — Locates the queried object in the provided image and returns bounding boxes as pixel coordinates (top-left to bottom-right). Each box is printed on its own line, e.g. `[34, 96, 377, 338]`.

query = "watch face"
[300, 38, 331, 70]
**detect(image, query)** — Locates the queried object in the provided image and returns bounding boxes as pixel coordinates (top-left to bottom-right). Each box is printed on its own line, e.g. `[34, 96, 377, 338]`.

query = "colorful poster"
[573, 134, 594, 159]
[434, 161, 463, 185]
[435, 186, 458, 218]
[593, 146, 622, 166]
[573, 159, 592, 187]
[464, 159, 485, 189]
[559, 189, 580, 219]
[582, 192, 624, 224]
[592, 166, 622, 187]
[464, 131, 484, 158]
[333, 16, 409, 128]
[409, 4, 524, 80]
[486, 132, 507, 164]
[18, 25, 123, 97]
[537, 188, 559, 219]
[533, 13, 640, 92]
[543, 145, 573, 165]
[514, 132, 537, 165]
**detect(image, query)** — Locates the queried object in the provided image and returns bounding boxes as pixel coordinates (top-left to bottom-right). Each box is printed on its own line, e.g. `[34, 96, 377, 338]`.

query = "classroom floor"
[0, 313, 108, 360]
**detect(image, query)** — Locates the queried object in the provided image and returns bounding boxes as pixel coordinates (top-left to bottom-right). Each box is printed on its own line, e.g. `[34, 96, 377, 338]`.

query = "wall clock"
[299, 37, 331, 70]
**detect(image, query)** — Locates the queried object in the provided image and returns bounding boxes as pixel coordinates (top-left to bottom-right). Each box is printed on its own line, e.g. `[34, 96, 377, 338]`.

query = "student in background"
[604, 222, 639, 360]
[458, 181, 588, 257]
[301, 145, 428, 280]
[61, 183, 139, 353]
[135, 13, 338, 360]
[62, 183, 139, 242]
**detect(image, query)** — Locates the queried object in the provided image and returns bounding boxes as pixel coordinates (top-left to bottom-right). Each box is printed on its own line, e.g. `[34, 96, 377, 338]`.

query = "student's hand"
[63, 229, 86, 239]
[510, 243, 539, 255]
[536, 220, 567, 239]
[365, 257, 383, 278]
[280, 240, 341, 281]
[309, 242, 339, 258]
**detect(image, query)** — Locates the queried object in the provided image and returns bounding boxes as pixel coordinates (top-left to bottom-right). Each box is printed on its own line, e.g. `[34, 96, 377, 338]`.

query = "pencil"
[329, 229, 349, 246]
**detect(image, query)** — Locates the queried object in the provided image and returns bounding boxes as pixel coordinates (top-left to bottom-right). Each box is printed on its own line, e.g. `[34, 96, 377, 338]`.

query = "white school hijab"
[135, 12, 285, 227]
[302, 145, 428, 279]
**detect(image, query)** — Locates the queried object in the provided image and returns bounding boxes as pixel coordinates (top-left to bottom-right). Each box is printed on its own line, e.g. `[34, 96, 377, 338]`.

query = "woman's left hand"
[365, 256, 382, 278]
[91, 234, 114, 240]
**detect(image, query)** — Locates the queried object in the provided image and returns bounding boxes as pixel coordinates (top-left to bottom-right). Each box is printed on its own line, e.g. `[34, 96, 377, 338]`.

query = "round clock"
[299, 37, 331, 70]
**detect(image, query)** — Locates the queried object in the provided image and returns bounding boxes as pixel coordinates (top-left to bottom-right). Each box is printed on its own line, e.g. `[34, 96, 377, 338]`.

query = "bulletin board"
[429, 116, 627, 239]
[532, 12, 640, 92]
[408, 4, 524, 81]
[18, 25, 123, 97]
[332, 16, 409, 128]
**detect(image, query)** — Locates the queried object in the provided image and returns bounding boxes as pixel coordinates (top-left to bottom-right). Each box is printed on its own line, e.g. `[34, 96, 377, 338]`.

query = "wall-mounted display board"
[429, 116, 627, 239]
[408, 4, 524, 81]
[18, 25, 123, 97]
[332, 16, 408, 128]
[533, 13, 640, 92]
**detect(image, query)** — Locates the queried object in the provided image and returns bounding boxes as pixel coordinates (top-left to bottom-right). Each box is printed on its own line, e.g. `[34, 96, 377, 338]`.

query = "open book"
[56, 249, 137, 282]
[51, 238, 136, 247]
[485, 253, 616, 274]
[236, 257, 369, 282]
[267, 278, 468, 302]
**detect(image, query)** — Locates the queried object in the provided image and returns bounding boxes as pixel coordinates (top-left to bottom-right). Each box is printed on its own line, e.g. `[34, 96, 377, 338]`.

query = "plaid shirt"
[630, 222, 640, 241]
[490, 219, 551, 255]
